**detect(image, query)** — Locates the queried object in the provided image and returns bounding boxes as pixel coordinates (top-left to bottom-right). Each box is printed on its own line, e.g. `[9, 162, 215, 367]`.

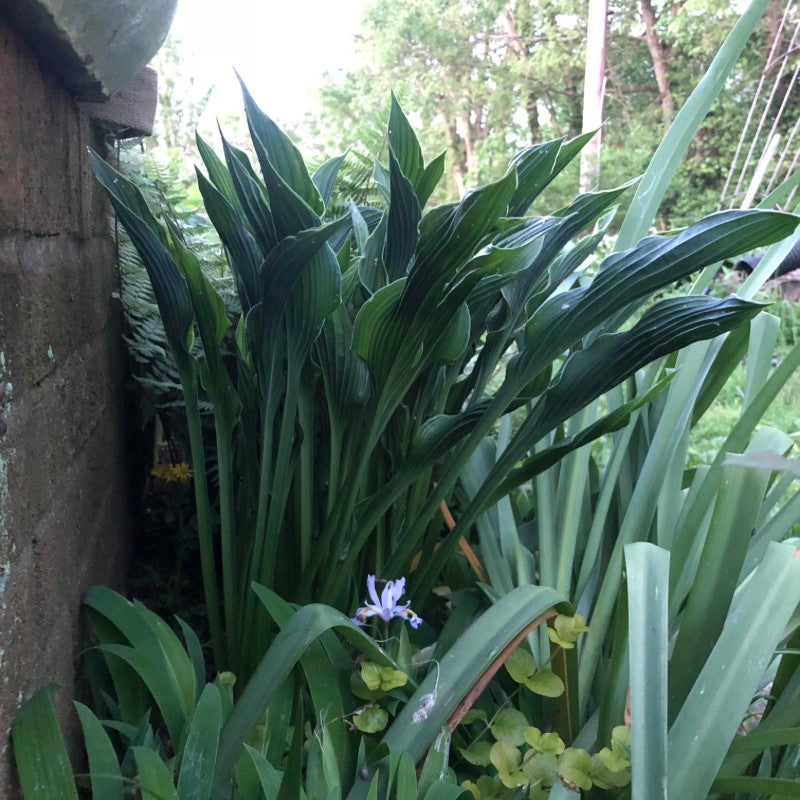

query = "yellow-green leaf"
[522, 752, 558, 785]
[557, 748, 593, 791]
[490, 739, 522, 774]
[458, 740, 493, 767]
[360, 662, 383, 691]
[547, 614, 589, 649]
[491, 708, 529, 745]
[379, 666, 408, 691]
[590, 753, 631, 790]
[353, 705, 388, 734]
[505, 648, 536, 684]
[525, 669, 565, 698]
[524, 727, 565, 755]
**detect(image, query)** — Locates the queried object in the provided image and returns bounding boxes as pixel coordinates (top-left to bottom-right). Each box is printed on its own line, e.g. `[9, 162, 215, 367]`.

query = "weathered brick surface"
[0, 18, 133, 797]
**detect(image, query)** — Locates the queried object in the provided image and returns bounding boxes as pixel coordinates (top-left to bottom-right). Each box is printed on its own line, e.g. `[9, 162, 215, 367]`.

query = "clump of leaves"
[91, 83, 795, 686]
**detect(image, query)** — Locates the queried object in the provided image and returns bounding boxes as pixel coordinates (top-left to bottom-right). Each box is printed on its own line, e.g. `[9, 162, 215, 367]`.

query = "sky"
[167, 0, 369, 127]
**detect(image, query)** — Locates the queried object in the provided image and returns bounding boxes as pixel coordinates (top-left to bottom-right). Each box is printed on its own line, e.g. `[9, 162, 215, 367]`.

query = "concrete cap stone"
[0, 0, 177, 100]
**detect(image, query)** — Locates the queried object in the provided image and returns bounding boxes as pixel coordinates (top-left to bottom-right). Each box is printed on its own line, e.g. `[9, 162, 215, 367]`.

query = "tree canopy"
[303, 0, 798, 228]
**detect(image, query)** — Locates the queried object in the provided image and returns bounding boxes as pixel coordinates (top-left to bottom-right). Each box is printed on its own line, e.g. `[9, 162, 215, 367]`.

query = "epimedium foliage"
[89, 82, 798, 684]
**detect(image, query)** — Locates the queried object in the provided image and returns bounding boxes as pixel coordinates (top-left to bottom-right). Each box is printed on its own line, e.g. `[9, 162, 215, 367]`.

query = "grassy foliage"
[11, 3, 800, 799]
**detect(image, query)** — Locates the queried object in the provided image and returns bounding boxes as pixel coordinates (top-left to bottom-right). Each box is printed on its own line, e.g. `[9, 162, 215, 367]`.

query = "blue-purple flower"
[352, 575, 422, 629]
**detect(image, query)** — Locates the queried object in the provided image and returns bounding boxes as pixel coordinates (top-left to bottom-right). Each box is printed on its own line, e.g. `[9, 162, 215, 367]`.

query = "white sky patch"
[166, 0, 369, 126]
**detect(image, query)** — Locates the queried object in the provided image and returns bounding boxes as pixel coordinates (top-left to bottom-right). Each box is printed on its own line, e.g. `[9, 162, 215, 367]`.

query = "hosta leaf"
[388, 93, 424, 190]
[552, 130, 596, 180]
[221, 135, 277, 256]
[240, 78, 324, 215]
[196, 168, 261, 312]
[196, 132, 238, 206]
[427, 302, 470, 364]
[313, 152, 348, 207]
[91, 153, 194, 364]
[317, 306, 370, 418]
[259, 217, 349, 322]
[385, 149, 422, 281]
[359, 212, 389, 293]
[352, 278, 421, 387]
[401, 170, 517, 316]
[516, 210, 797, 388]
[507, 138, 562, 217]
[506, 296, 764, 465]
[489, 373, 672, 500]
[417, 151, 446, 208]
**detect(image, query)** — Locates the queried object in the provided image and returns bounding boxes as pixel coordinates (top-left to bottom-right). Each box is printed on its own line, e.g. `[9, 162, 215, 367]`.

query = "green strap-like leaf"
[11, 687, 79, 800]
[213, 600, 413, 792]
[133, 747, 179, 800]
[667, 542, 800, 800]
[709, 777, 800, 797]
[176, 684, 222, 800]
[625, 544, 669, 800]
[351, 585, 570, 800]
[74, 701, 124, 800]
[667, 459, 773, 721]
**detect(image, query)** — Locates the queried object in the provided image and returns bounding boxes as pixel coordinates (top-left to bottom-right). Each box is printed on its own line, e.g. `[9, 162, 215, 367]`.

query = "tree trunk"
[580, 0, 608, 192]
[444, 121, 467, 197]
[640, 0, 674, 127]
[501, 9, 541, 142]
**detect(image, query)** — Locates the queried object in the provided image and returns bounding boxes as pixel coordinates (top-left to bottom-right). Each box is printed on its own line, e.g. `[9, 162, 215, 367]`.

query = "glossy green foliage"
[91, 81, 796, 691]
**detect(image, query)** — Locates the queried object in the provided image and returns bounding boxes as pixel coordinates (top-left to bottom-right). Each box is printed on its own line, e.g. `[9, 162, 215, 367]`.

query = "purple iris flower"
[352, 575, 422, 629]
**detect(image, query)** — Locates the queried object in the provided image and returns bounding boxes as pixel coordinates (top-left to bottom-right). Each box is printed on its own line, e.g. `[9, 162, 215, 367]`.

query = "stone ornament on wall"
[78, 66, 159, 139]
[0, 0, 176, 100]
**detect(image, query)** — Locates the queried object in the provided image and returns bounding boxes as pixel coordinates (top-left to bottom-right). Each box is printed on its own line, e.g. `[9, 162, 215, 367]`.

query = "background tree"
[306, 0, 799, 228]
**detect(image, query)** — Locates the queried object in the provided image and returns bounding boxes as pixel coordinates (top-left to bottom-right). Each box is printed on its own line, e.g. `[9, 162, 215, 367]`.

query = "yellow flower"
[150, 462, 193, 483]
[168, 462, 193, 483]
[150, 463, 172, 480]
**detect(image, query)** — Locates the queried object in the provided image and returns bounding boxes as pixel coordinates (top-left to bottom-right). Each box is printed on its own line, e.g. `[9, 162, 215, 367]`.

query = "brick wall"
[0, 18, 133, 796]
